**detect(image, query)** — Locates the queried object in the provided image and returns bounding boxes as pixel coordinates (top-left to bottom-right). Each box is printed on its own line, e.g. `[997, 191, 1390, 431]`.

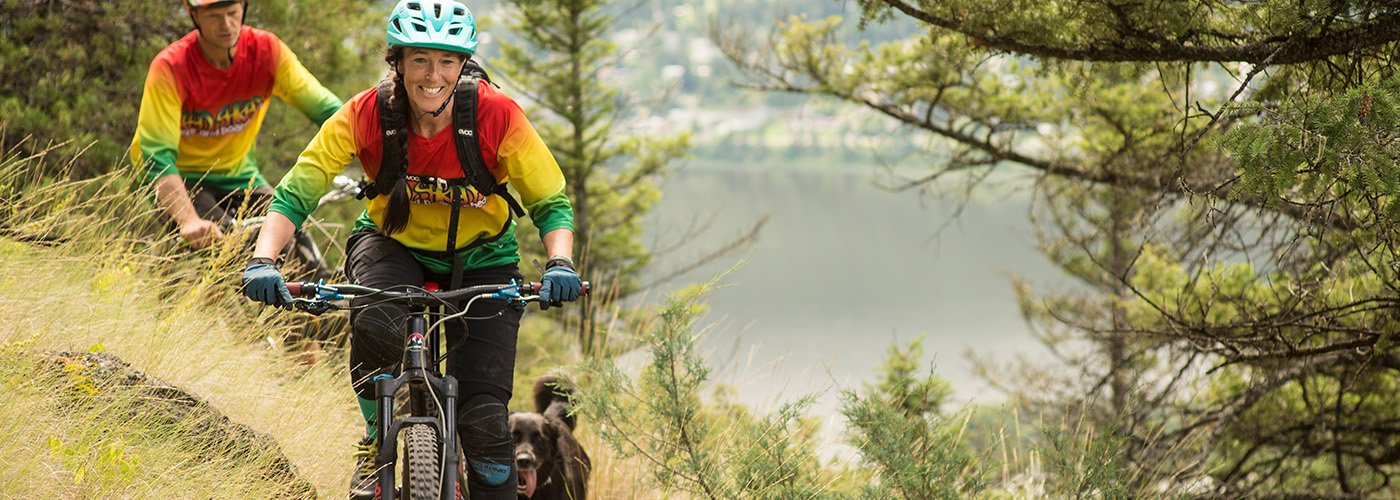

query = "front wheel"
[402, 424, 443, 500]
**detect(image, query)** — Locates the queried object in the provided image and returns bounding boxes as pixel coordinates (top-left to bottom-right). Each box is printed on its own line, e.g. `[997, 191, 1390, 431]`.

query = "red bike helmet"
[184, 0, 243, 7]
[183, 0, 248, 28]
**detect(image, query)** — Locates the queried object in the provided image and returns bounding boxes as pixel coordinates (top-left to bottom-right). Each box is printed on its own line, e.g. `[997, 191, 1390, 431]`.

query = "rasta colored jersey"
[129, 27, 342, 191]
[269, 83, 574, 273]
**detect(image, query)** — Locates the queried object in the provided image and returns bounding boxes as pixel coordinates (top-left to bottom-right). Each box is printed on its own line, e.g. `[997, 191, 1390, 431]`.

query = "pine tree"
[492, 0, 689, 354]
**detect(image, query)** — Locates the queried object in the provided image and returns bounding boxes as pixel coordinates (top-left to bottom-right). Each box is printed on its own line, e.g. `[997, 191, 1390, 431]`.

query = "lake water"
[639, 161, 1073, 435]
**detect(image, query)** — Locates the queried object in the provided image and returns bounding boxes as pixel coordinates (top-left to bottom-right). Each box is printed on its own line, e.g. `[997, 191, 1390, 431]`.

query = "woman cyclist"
[240, 1, 582, 498]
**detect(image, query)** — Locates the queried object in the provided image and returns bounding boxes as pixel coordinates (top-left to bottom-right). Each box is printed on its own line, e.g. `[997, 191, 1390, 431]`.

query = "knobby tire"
[403, 423, 443, 500]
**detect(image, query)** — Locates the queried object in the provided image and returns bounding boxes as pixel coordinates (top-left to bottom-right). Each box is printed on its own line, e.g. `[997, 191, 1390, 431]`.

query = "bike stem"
[404, 314, 429, 373]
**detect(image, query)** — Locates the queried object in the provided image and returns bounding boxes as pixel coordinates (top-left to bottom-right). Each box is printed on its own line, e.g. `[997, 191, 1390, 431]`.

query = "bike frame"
[287, 280, 586, 500]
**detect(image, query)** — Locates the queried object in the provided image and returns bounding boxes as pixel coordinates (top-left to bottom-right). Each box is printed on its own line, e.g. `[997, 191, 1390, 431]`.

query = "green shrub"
[840, 336, 987, 499]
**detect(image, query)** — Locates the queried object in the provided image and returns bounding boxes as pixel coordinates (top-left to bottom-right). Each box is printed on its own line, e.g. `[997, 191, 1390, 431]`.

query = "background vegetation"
[720, 0, 1400, 496]
[6, 0, 1397, 498]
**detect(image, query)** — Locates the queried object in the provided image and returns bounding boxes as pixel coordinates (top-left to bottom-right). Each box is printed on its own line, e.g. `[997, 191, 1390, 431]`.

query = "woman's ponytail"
[377, 47, 413, 235]
[380, 176, 411, 235]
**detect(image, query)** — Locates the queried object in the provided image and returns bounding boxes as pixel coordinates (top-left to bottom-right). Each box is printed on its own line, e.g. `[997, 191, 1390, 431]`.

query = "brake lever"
[528, 261, 567, 311]
[489, 280, 535, 310]
[290, 298, 333, 316]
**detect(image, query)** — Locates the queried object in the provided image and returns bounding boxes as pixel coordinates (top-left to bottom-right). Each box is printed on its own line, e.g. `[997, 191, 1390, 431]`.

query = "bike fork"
[374, 315, 462, 499]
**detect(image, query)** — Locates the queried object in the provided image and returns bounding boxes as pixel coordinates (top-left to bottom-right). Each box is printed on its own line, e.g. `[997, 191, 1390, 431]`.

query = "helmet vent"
[387, 0, 478, 53]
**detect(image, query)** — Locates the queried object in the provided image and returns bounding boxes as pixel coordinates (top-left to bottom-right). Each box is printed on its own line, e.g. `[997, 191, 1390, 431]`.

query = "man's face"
[191, 2, 244, 52]
[398, 47, 468, 116]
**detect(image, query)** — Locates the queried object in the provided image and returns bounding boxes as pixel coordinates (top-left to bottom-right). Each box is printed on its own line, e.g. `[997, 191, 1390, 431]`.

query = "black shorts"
[184, 181, 273, 225]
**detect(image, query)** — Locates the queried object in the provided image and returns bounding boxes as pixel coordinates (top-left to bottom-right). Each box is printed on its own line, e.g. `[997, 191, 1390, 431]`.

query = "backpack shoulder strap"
[463, 60, 493, 86]
[362, 77, 407, 199]
[452, 73, 526, 218]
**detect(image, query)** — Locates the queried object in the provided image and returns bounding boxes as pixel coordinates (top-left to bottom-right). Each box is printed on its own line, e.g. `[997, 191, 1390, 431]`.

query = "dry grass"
[0, 226, 361, 497]
[0, 148, 657, 498]
[0, 146, 367, 496]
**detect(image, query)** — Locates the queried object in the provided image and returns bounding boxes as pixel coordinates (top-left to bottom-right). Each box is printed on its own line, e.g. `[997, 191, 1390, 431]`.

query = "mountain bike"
[228, 174, 362, 281]
[285, 279, 588, 500]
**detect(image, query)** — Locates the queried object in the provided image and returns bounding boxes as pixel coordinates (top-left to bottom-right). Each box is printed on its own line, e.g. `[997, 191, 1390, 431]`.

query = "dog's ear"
[542, 417, 559, 441]
[533, 375, 580, 429]
[547, 418, 576, 456]
[532, 375, 574, 414]
[548, 418, 591, 487]
[544, 400, 577, 431]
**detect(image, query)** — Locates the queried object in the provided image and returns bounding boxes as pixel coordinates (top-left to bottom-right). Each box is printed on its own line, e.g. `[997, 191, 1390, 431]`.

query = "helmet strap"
[425, 92, 453, 118]
[417, 60, 471, 120]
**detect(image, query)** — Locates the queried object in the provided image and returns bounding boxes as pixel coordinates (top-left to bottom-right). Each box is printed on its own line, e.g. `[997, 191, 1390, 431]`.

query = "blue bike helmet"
[386, 0, 478, 55]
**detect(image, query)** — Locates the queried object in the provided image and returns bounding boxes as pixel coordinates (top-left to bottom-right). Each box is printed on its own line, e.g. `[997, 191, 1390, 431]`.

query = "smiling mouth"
[420, 86, 446, 98]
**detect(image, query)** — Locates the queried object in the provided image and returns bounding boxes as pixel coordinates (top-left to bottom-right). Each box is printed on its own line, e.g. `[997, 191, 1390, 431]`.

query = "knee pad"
[459, 393, 512, 487]
[348, 307, 405, 399]
[351, 305, 401, 339]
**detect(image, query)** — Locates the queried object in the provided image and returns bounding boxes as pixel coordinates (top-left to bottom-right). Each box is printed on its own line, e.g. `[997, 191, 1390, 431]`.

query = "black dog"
[510, 376, 591, 499]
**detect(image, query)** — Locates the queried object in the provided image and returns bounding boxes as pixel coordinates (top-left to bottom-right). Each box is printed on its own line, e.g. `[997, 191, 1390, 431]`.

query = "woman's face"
[399, 47, 467, 117]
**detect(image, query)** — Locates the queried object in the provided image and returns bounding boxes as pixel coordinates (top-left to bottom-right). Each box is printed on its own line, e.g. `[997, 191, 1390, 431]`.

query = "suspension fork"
[375, 308, 461, 499]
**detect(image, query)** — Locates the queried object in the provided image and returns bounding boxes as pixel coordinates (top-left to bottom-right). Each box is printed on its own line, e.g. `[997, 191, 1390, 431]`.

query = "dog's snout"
[515, 452, 536, 469]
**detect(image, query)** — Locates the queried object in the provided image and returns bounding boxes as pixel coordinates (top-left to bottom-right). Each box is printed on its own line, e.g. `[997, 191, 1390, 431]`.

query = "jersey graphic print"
[405, 175, 489, 208]
[182, 95, 266, 137]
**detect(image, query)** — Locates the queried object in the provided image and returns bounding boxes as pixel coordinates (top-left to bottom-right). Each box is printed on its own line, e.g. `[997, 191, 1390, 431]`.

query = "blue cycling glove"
[243, 258, 292, 307]
[539, 260, 582, 310]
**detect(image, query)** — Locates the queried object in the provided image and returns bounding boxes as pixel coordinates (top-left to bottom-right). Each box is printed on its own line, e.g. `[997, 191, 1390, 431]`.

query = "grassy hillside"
[0, 146, 652, 497]
[0, 239, 651, 497]
[0, 160, 980, 498]
[0, 217, 361, 495]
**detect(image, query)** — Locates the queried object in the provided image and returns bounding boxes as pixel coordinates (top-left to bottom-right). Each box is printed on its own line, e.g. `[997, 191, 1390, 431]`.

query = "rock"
[41, 351, 317, 498]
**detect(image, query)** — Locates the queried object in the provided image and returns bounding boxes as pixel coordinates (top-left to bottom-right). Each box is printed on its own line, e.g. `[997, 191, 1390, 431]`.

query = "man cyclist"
[130, 0, 343, 249]
[240, 0, 583, 498]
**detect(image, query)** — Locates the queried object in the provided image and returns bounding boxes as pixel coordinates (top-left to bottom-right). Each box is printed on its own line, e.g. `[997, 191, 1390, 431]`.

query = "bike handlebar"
[284, 280, 590, 310]
[516, 281, 592, 296]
